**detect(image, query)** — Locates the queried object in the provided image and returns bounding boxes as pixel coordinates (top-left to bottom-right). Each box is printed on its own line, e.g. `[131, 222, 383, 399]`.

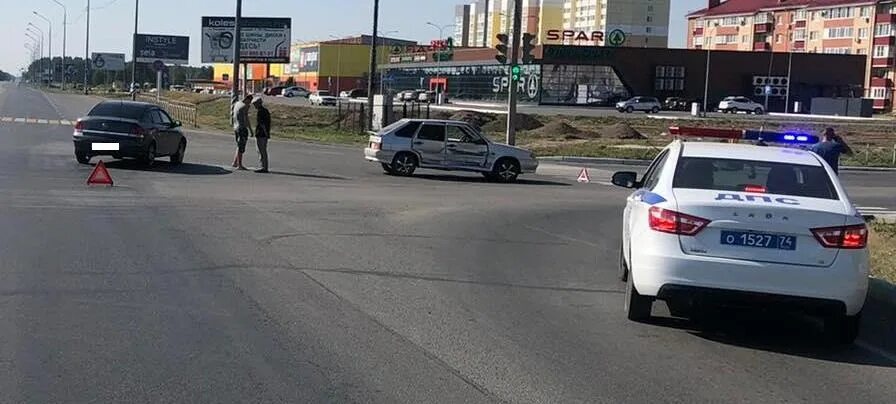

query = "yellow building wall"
[213, 63, 286, 81]
[538, 0, 565, 44]
[317, 44, 393, 77]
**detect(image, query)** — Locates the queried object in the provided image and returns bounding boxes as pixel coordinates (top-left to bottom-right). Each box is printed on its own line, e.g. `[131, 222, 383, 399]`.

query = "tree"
[0, 70, 13, 81]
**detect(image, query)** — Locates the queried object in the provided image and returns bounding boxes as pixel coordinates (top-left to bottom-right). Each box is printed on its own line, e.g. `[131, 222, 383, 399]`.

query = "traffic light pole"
[505, 0, 522, 146]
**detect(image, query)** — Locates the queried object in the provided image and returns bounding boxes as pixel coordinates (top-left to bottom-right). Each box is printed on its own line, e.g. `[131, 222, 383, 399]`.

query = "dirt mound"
[526, 121, 600, 139]
[480, 113, 543, 133]
[601, 123, 646, 140]
[449, 110, 496, 128]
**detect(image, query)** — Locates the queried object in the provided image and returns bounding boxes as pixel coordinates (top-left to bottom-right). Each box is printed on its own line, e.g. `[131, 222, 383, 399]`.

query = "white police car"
[612, 133, 869, 344]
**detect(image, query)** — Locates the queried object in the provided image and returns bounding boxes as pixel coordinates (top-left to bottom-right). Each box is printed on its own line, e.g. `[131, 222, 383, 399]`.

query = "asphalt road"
[1, 81, 896, 403]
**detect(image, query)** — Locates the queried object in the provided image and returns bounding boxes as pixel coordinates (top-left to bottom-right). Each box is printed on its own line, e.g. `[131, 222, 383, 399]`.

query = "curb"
[540, 156, 896, 172]
[869, 278, 896, 310]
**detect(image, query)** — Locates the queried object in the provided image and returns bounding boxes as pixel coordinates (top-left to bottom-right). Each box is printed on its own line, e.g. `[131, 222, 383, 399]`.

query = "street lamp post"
[53, 1, 67, 90]
[367, 0, 380, 130]
[84, 0, 90, 95]
[33, 12, 53, 86]
[231, 0, 243, 109]
[131, 0, 139, 99]
[425, 22, 452, 104]
[27, 25, 44, 87]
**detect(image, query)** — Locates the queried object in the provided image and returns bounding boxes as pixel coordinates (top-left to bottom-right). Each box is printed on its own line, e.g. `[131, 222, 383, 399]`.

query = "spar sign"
[201, 16, 292, 63]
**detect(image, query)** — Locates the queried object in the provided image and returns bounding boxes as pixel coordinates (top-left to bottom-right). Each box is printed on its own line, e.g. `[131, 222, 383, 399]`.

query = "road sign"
[91, 53, 126, 71]
[201, 17, 292, 63]
[87, 160, 113, 186]
[135, 34, 190, 65]
[577, 168, 591, 183]
[607, 29, 627, 47]
[764, 85, 772, 95]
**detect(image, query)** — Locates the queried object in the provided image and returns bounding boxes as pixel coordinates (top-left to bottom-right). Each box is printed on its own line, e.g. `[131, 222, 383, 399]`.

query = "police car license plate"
[720, 231, 796, 251]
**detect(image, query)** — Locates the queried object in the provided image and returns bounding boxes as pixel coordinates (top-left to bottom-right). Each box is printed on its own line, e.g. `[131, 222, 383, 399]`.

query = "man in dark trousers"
[810, 127, 853, 174]
[252, 97, 271, 173]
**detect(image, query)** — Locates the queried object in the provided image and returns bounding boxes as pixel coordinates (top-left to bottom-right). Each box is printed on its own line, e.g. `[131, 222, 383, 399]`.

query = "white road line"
[13, 118, 25, 123]
[37, 119, 48, 124]
[856, 207, 888, 211]
[48, 120, 60, 125]
[0, 117, 12, 122]
[59, 120, 72, 125]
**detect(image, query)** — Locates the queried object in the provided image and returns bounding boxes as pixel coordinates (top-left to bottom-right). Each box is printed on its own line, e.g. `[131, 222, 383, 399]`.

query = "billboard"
[91, 53, 126, 71]
[201, 17, 291, 63]
[135, 34, 189, 65]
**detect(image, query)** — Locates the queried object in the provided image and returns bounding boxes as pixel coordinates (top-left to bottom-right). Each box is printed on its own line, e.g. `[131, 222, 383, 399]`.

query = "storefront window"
[540, 64, 628, 105]
[385, 64, 542, 103]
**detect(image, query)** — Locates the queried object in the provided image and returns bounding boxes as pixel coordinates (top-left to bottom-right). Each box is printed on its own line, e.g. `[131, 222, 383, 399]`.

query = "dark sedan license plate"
[720, 231, 796, 250]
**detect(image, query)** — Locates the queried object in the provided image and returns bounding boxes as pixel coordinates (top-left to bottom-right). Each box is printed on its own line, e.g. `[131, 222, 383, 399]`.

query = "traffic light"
[521, 33, 536, 64]
[510, 65, 522, 82]
[495, 34, 509, 65]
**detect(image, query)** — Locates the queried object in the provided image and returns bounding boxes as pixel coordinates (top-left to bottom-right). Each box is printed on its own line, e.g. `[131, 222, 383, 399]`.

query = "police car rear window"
[673, 157, 839, 200]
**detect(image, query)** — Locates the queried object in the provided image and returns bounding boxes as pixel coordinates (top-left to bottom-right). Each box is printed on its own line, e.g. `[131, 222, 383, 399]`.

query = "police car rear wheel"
[625, 271, 652, 321]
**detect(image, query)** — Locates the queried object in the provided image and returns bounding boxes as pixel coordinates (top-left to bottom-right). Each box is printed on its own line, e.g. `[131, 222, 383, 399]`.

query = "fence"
[334, 100, 432, 132]
[135, 94, 199, 128]
[843, 144, 896, 168]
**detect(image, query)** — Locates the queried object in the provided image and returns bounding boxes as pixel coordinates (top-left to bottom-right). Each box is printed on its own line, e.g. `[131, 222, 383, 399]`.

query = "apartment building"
[454, 0, 671, 47]
[687, 0, 896, 111]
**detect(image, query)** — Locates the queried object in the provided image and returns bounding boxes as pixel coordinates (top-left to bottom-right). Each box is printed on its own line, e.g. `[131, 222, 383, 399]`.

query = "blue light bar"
[742, 130, 819, 144]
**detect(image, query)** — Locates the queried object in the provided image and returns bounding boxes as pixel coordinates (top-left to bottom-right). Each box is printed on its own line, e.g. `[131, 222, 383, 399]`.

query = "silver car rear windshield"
[673, 157, 839, 200]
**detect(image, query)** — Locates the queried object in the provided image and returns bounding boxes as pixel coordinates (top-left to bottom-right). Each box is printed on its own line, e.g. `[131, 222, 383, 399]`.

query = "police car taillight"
[811, 224, 868, 249]
[648, 207, 710, 236]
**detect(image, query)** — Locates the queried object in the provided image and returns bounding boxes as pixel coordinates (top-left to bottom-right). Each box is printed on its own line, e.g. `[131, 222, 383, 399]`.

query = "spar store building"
[380, 45, 867, 112]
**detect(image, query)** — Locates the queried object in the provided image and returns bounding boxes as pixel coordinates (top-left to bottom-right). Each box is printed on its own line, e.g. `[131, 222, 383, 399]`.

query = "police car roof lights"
[668, 126, 819, 145]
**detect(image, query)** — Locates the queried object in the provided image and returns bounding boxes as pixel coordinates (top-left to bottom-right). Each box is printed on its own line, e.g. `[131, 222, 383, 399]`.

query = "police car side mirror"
[611, 171, 639, 188]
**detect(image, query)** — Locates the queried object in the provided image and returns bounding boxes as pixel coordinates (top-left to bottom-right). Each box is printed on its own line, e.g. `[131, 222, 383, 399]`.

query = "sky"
[0, 0, 705, 74]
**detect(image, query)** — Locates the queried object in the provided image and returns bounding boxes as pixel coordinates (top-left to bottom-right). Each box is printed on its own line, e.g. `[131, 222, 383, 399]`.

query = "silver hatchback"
[364, 119, 539, 182]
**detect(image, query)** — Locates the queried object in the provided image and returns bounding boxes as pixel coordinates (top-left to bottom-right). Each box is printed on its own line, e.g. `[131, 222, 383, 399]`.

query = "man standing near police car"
[810, 127, 853, 174]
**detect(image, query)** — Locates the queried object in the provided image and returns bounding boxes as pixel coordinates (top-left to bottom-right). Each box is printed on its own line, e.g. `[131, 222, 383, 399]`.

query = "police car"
[612, 127, 869, 344]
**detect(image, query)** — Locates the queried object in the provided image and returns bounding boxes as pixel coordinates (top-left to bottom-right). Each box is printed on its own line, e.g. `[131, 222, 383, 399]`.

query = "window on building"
[859, 28, 869, 38]
[874, 44, 892, 57]
[823, 47, 851, 54]
[823, 7, 854, 19]
[654, 65, 686, 91]
[742, 35, 748, 43]
[861, 6, 872, 18]
[858, 48, 868, 55]
[776, 34, 782, 43]
[720, 16, 741, 26]
[875, 23, 893, 37]
[795, 9, 807, 20]
[825, 27, 854, 39]
[871, 87, 887, 99]
[695, 19, 705, 28]
[755, 13, 770, 24]
[809, 31, 819, 40]
[794, 29, 806, 40]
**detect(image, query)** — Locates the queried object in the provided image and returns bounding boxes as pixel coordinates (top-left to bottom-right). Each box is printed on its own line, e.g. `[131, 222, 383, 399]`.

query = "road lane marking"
[13, 118, 25, 123]
[37, 119, 48, 124]
[0, 117, 11, 122]
[25, 118, 37, 123]
[0, 117, 75, 126]
[48, 120, 60, 125]
[60, 120, 72, 125]
[857, 207, 888, 211]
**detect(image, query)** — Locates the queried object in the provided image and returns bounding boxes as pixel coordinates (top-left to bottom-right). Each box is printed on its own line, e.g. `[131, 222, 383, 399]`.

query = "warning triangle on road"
[577, 168, 591, 183]
[87, 160, 113, 186]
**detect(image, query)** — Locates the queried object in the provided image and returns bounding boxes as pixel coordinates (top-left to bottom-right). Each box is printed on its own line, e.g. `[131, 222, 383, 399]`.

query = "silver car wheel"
[391, 153, 417, 176]
[494, 159, 519, 182]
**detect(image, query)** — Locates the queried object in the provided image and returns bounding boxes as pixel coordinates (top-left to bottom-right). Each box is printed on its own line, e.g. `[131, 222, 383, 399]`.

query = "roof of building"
[687, 0, 877, 18]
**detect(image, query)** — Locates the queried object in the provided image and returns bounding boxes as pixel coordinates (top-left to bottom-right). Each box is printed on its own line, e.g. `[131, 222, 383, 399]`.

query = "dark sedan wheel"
[76, 152, 90, 164]
[170, 140, 186, 165]
[141, 143, 157, 167]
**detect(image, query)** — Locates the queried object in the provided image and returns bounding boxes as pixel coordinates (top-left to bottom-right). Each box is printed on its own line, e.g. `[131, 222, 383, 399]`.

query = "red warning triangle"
[577, 168, 591, 183]
[87, 160, 113, 186]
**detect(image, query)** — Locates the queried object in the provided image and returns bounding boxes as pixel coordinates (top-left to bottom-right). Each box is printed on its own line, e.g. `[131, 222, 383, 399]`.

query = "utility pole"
[367, 0, 380, 130]
[703, 49, 710, 116]
[34, 12, 52, 86]
[84, 0, 90, 95]
[231, 0, 243, 109]
[505, 0, 522, 145]
[53, 1, 67, 91]
[784, 52, 793, 113]
[131, 0, 139, 100]
[483, 0, 490, 47]
[27, 25, 44, 87]
[764, 50, 775, 112]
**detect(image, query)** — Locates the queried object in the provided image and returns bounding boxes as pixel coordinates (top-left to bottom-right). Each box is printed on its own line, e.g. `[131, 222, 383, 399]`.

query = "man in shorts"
[232, 94, 253, 170]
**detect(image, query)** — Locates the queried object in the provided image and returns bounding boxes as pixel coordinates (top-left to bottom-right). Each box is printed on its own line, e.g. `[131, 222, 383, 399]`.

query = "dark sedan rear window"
[87, 103, 146, 120]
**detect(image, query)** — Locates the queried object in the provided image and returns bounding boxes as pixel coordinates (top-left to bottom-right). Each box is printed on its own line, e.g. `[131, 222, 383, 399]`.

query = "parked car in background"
[364, 119, 539, 183]
[73, 101, 187, 166]
[718, 96, 765, 114]
[283, 86, 310, 98]
[418, 90, 436, 103]
[345, 88, 368, 99]
[590, 92, 625, 107]
[616, 96, 662, 113]
[399, 89, 425, 102]
[309, 90, 338, 106]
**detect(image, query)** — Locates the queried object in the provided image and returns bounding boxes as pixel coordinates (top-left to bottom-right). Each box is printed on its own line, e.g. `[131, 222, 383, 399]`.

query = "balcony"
[754, 22, 773, 33]
[871, 77, 894, 87]
[693, 27, 704, 35]
[792, 40, 806, 50]
[872, 57, 895, 67]
[877, 13, 895, 24]
[754, 41, 771, 51]
[873, 98, 891, 109]
[794, 20, 807, 28]
[874, 36, 895, 45]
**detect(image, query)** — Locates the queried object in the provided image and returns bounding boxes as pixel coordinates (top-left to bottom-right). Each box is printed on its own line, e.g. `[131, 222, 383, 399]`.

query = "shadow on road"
[646, 303, 896, 368]
[411, 173, 571, 187]
[99, 159, 232, 175]
[267, 170, 350, 181]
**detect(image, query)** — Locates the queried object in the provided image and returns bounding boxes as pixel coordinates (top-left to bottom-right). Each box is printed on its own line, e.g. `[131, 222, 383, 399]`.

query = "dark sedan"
[73, 101, 187, 166]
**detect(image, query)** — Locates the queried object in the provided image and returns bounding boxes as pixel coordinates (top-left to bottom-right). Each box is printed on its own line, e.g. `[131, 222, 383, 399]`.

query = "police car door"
[623, 149, 671, 261]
